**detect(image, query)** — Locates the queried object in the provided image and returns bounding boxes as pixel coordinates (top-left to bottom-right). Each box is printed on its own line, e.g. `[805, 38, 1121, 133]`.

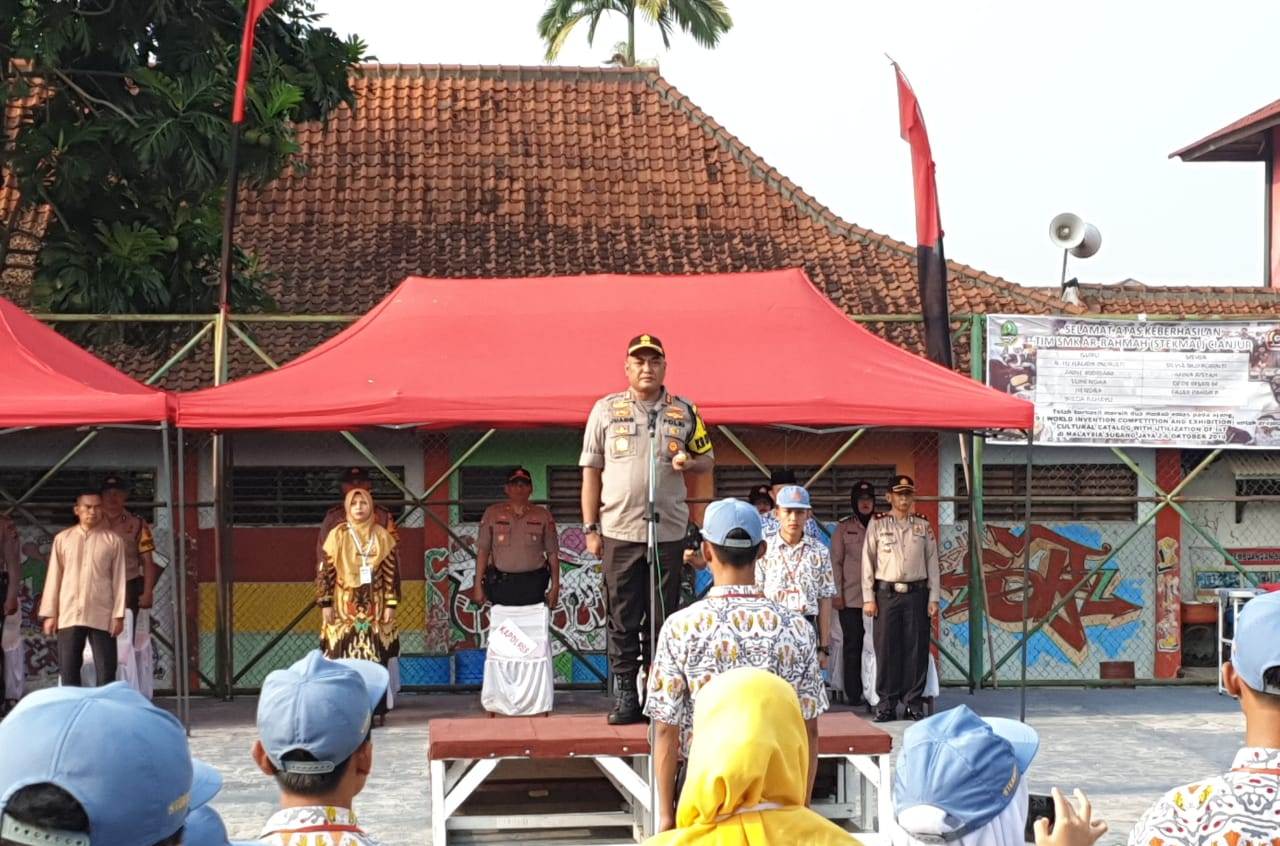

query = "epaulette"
[911, 512, 931, 521]
[873, 512, 892, 520]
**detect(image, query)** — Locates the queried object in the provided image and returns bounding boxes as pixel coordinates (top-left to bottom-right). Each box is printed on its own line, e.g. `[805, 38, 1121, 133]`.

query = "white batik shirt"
[1128, 747, 1280, 846]
[257, 805, 387, 846]
[755, 532, 837, 617]
[643, 584, 828, 756]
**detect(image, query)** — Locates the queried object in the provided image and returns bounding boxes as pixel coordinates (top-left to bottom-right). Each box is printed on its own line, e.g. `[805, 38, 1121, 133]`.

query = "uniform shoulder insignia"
[912, 512, 930, 521]
[873, 512, 891, 520]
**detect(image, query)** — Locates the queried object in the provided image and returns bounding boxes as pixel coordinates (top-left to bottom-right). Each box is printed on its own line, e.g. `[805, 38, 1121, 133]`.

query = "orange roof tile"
[3, 64, 1276, 388]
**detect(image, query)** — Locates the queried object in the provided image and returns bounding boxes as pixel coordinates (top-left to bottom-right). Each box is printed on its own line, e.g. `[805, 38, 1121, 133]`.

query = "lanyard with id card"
[351, 527, 376, 586]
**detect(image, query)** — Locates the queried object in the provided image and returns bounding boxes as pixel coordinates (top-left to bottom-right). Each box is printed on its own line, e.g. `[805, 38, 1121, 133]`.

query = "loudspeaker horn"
[1049, 213, 1086, 250]
[1070, 223, 1101, 259]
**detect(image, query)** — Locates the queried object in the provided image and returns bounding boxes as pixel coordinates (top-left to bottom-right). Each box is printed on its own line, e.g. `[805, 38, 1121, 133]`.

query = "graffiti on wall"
[425, 523, 607, 656]
[940, 523, 1149, 675]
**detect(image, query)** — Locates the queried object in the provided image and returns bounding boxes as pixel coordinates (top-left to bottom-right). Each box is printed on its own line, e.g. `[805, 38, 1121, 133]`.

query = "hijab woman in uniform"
[317, 488, 401, 676]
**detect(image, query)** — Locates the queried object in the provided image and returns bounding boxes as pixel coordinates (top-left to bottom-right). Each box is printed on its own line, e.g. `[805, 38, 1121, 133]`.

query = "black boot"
[608, 676, 643, 725]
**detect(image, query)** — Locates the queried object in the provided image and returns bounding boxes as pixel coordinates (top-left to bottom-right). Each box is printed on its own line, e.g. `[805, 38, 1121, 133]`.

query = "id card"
[360, 563, 373, 585]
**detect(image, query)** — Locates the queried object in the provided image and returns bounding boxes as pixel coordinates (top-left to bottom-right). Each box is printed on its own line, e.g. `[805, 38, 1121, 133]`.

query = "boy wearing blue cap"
[893, 704, 1106, 846]
[755, 485, 837, 672]
[0, 682, 222, 846]
[644, 498, 828, 833]
[1130, 589, 1280, 846]
[251, 650, 390, 845]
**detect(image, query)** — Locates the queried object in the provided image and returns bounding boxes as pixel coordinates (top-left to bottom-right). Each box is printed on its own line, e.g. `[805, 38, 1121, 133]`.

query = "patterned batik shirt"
[1128, 747, 1280, 846]
[759, 510, 825, 541]
[755, 532, 837, 617]
[258, 805, 387, 846]
[643, 584, 828, 756]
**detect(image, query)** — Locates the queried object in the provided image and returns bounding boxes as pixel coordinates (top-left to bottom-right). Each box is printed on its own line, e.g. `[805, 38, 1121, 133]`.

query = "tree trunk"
[626, 2, 636, 66]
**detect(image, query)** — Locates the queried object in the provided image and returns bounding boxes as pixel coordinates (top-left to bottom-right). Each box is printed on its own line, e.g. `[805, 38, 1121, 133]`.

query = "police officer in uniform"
[830, 480, 875, 707]
[580, 334, 714, 724]
[861, 475, 940, 722]
[100, 474, 158, 620]
[472, 467, 560, 608]
[316, 467, 398, 565]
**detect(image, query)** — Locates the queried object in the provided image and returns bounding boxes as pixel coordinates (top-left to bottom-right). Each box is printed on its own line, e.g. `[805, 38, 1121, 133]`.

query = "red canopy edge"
[175, 269, 1033, 431]
[0, 298, 172, 427]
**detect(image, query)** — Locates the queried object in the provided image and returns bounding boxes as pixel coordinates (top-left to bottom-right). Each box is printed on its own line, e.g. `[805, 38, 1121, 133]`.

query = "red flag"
[231, 0, 274, 125]
[895, 63, 942, 248]
[893, 62, 952, 368]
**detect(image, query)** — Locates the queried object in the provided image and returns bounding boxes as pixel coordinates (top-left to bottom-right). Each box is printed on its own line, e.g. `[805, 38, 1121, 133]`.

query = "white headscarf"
[892, 778, 1028, 846]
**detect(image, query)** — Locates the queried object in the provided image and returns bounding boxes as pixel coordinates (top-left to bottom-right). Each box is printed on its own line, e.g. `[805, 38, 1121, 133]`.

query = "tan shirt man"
[39, 525, 126, 631]
[476, 502, 559, 573]
[830, 517, 868, 608]
[860, 513, 941, 605]
[104, 510, 155, 582]
[579, 389, 713, 543]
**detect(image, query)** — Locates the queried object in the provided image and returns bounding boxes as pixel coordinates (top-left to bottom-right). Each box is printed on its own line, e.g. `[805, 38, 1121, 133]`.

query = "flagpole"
[212, 0, 265, 698]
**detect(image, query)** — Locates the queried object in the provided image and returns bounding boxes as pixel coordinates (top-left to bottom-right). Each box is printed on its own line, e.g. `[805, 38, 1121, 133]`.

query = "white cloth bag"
[862, 613, 940, 708]
[133, 609, 154, 699]
[481, 603, 554, 716]
[2, 613, 23, 700]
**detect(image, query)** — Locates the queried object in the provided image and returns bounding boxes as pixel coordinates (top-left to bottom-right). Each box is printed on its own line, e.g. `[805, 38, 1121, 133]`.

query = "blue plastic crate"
[398, 655, 451, 686]
[455, 649, 487, 685]
[572, 652, 608, 683]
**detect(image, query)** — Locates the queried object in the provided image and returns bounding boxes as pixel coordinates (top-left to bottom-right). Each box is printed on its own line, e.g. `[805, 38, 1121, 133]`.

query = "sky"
[312, 0, 1280, 289]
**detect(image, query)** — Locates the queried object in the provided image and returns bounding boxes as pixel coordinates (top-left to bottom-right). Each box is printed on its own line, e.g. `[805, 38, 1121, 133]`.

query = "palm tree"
[538, 0, 733, 67]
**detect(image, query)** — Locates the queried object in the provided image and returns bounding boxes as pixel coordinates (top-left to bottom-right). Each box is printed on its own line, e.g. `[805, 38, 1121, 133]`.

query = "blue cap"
[702, 498, 763, 548]
[775, 485, 811, 510]
[893, 706, 1039, 840]
[1232, 590, 1280, 694]
[258, 650, 389, 774]
[183, 806, 230, 846]
[0, 682, 220, 846]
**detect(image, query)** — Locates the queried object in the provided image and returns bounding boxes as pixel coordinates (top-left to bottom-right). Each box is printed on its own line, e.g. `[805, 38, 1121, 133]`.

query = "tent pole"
[211, 309, 233, 699]
[803, 428, 866, 489]
[1019, 428, 1034, 722]
[162, 421, 189, 729]
[715, 426, 770, 478]
[420, 429, 497, 502]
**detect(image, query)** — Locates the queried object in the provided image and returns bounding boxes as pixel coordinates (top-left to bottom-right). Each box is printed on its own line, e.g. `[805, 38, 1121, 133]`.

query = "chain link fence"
[9, 315, 1280, 697]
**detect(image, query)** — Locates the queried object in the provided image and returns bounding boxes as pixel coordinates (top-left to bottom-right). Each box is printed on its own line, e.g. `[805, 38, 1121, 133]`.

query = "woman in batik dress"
[317, 488, 401, 677]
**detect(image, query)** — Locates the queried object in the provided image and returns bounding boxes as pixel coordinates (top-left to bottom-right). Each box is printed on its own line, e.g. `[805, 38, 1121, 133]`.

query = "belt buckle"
[894, 582, 909, 594]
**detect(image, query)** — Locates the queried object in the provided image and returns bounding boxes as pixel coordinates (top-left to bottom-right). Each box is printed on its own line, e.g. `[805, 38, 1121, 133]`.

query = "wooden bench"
[428, 712, 893, 844]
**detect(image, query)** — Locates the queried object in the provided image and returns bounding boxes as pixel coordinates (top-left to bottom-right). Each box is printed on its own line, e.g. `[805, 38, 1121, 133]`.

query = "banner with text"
[987, 316, 1280, 448]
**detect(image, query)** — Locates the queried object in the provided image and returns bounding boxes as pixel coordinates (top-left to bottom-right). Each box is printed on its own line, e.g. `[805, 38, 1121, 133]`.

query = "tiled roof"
[1076, 279, 1280, 316]
[1171, 96, 1280, 162]
[3, 64, 1276, 389]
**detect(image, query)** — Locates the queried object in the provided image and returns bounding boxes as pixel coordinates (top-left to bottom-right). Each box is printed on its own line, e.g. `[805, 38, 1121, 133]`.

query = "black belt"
[875, 579, 927, 594]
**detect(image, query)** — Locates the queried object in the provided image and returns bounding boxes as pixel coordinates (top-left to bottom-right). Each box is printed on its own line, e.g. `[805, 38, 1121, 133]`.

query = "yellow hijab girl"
[646, 667, 859, 846]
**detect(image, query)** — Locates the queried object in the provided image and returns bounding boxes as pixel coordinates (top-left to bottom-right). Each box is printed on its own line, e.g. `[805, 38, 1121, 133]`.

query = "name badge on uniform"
[359, 563, 373, 585]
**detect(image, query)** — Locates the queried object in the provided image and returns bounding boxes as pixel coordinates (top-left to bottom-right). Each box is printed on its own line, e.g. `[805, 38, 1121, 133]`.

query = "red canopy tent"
[0, 297, 172, 426]
[176, 269, 1031, 430]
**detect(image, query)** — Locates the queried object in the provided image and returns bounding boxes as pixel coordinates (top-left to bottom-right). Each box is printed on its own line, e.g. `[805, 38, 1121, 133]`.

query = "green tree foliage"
[0, 0, 366, 339]
[538, 0, 732, 67]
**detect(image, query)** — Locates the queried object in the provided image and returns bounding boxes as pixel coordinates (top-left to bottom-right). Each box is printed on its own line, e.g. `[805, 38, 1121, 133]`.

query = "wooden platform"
[428, 711, 893, 845]
[429, 711, 892, 760]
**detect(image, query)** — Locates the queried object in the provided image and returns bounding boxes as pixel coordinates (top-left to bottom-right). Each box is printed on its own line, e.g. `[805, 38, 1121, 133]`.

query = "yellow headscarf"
[322, 488, 396, 588]
[645, 667, 860, 846]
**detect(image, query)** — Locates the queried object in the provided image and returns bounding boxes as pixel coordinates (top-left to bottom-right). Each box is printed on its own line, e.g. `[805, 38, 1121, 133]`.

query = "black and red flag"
[893, 62, 953, 369]
[231, 0, 274, 125]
